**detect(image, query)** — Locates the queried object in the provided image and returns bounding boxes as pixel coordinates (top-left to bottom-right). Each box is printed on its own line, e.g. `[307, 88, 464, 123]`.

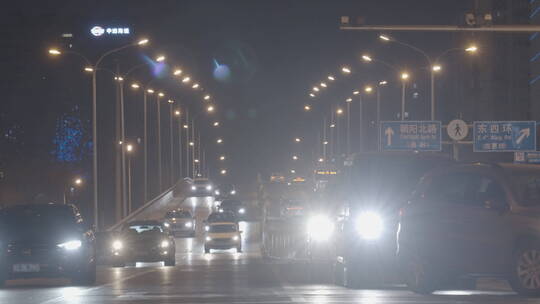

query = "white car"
[163, 209, 195, 237]
[204, 222, 242, 253]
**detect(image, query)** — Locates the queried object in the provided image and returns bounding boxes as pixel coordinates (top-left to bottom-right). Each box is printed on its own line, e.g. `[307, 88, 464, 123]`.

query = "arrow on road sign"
[385, 127, 394, 146]
[516, 128, 531, 145]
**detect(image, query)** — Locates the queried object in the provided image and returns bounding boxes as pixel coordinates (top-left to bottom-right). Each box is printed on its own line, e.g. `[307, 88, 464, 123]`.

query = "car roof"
[127, 220, 162, 226]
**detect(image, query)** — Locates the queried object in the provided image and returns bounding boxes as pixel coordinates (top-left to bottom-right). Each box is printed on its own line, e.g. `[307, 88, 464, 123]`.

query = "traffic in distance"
[6, 1, 540, 303]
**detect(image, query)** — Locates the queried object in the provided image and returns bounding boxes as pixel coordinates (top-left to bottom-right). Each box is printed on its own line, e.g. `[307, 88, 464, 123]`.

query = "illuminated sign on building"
[90, 25, 131, 37]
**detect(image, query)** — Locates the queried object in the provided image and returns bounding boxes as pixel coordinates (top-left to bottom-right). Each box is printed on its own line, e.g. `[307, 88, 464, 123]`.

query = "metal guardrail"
[107, 178, 191, 231]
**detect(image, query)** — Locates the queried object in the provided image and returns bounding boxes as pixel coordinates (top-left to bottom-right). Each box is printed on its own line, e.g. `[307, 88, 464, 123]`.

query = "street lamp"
[216, 138, 223, 144]
[207, 105, 215, 113]
[320, 82, 327, 88]
[168, 100, 176, 186]
[48, 37, 149, 230]
[309, 93, 316, 97]
[173, 69, 182, 76]
[432, 65, 442, 72]
[220, 169, 227, 175]
[213, 121, 220, 127]
[219, 155, 226, 161]
[155, 55, 166, 62]
[401, 72, 410, 120]
[361, 54, 372, 62]
[341, 66, 351, 74]
[84, 67, 94, 72]
[312, 86, 320, 92]
[192, 83, 200, 89]
[63, 177, 84, 205]
[465, 45, 478, 53]
[292, 155, 298, 160]
[328, 75, 335, 81]
[295, 137, 301, 143]
[336, 108, 344, 115]
[204, 94, 211, 100]
[182, 76, 191, 83]
[125, 144, 134, 215]
[304, 105, 311, 111]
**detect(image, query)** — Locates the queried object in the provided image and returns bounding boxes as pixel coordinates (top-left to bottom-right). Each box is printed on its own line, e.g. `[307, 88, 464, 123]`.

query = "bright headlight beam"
[356, 212, 383, 240]
[307, 215, 334, 241]
[112, 240, 123, 250]
[161, 240, 170, 248]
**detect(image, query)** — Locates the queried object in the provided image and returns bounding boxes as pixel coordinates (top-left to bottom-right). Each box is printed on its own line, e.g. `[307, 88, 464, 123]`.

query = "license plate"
[13, 264, 40, 273]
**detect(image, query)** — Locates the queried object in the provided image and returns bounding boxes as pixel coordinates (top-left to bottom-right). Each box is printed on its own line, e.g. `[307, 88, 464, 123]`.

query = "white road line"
[39, 268, 159, 304]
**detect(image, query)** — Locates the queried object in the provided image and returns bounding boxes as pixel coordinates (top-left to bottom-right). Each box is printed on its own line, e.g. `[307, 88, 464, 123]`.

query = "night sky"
[1, 1, 476, 216]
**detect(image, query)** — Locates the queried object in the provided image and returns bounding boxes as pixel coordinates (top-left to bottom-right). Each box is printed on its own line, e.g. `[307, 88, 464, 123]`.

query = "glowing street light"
[295, 137, 301, 142]
[292, 155, 298, 160]
[158, 92, 165, 97]
[401, 72, 409, 80]
[174, 110, 181, 116]
[362, 54, 372, 62]
[155, 55, 166, 62]
[182, 76, 191, 83]
[290, 169, 296, 174]
[219, 155, 226, 161]
[194, 159, 200, 163]
[379, 80, 388, 86]
[432, 65, 442, 72]
[304, 105, 311, 111]
[328, 75, 335, 81]
[137, 38, 149, 45]
[74, 178, 83, 185]
[84, 67, 94, 72]
[216, 138, 223, 144]
[183, 124, 189, 129]
[346, 98, 352, 103]
[192, 83, 199, 89]
[341, 66, 351, 74]
[320, 82, 327, 88]
[189, 141, 194, 146]
[168, 99, 174, 104]
[309, 93, 316, 97]
[330, 124, 335, 128]
[114, 76, 124, 82]
[48, 48, 61, 55]
[173, 69, 182, 76]
[323, 141, 329, 145]
[207, 105, 215, 112]
[312, 86, 320, 92]
[318, 158, 324, 162]
[204, 95, 211, 100]
[126, 144, 134, 152]
[213, 121, 220, 127]
[353, 90, 360, 95]
[147, 89, 155, 94]
[336, 108, 344, 115]
[220, 169, 227, 175]
[379, 34, 391, 41]
[465, 45, 478, 53]
[364, 86, 373, 93]
[131, 83, 140, 89]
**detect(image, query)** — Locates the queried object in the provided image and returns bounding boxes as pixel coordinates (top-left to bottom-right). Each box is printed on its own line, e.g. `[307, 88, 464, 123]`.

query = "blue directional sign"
[380, 121, 442, 151]
[514, 152, 540, 164]
[473, 121, 536, 152]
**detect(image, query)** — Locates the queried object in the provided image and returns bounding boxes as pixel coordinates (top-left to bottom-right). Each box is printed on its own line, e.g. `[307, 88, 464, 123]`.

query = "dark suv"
[398, 162, 540, 296]
[0, 203, 96, 286]
[332, 152, 451, 288]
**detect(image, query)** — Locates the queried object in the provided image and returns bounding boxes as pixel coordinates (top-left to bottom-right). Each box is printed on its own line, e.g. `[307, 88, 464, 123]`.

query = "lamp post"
[174, 109, 183, 181]
[48, 37, 149, 230]
[126, 144, 134, 215]
[379, 35, 477, 120]
[168, 99, 175, 186]
[400, 72, 409, 120]
[156, 92, 165, 191]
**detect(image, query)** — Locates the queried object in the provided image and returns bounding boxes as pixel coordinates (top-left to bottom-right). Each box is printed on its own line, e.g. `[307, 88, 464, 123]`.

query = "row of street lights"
[48, 38, 227, 229]
[297, 35, 479, 170]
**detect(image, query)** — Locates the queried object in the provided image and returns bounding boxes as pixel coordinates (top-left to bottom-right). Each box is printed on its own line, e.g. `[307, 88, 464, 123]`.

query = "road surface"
[0, 197, 530, 304]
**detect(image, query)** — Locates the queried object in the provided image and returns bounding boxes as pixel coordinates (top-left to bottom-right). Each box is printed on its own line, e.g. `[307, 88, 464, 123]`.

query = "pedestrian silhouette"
[455, 123, 462, 137]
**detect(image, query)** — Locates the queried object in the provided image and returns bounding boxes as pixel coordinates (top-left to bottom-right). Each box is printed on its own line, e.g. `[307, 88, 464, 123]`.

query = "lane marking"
[39, 268, 159, 304]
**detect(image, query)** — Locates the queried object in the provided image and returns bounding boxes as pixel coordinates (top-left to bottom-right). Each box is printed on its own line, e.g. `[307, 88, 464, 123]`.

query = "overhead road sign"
[473, 121, 536, 152]
[380, 121, 442, 151]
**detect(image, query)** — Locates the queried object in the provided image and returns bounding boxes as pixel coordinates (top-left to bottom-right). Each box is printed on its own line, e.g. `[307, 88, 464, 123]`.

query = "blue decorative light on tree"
[52, 106, 88, 163]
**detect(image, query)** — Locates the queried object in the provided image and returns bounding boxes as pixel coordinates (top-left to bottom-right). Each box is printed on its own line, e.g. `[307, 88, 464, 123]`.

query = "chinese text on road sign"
[473, 121, 536, 152]
[380, 121, 442, 151]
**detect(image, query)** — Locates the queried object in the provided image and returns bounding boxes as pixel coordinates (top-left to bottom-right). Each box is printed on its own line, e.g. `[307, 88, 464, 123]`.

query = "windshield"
[126, 224, 163, 234]
[166, 211, 191, 218]
[209, 224, 237, 233]
[0, 205, 77, 233]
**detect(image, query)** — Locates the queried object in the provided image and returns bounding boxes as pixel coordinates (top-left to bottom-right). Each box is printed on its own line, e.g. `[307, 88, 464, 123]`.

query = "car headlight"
[205, 225, 210, 231]
[219, 208, 224, 213]
[185, 222, 193, 228]
[356, 212, 383, 240]
[238, 208, 246, 214]
[112, 240, 123, 250]
[307, 215, 334, 241]
[232, 235, 239, 241]
[206, 236, 212, 241]
[231, 190, 236, 195]
[206, 185, 212, 191]
[57, 240, 82, 250]
[215, 190, 220, 195]
[161, 240, 170, 248]
[164, 222, 170, 228]
[191, 186, 197, 191]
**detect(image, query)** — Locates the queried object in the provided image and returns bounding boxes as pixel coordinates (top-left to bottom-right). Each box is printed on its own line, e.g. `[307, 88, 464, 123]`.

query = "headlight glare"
[185, 222, 193, 228]
[233, 235, 239, 241]
[57, 240, 82, 250]
[356, 212, 383, 240]
[206, 236, 212, 241]
[238, 208, 246, 214]
[191, 186, 196, 191]
[163, 222, 170, 227]
[231, 190, 236, 195]
[161, 240, 170, 248]
[206, 185, 212, 191]
[112, 240, 123, 250]
[307, 215, 334, 241]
